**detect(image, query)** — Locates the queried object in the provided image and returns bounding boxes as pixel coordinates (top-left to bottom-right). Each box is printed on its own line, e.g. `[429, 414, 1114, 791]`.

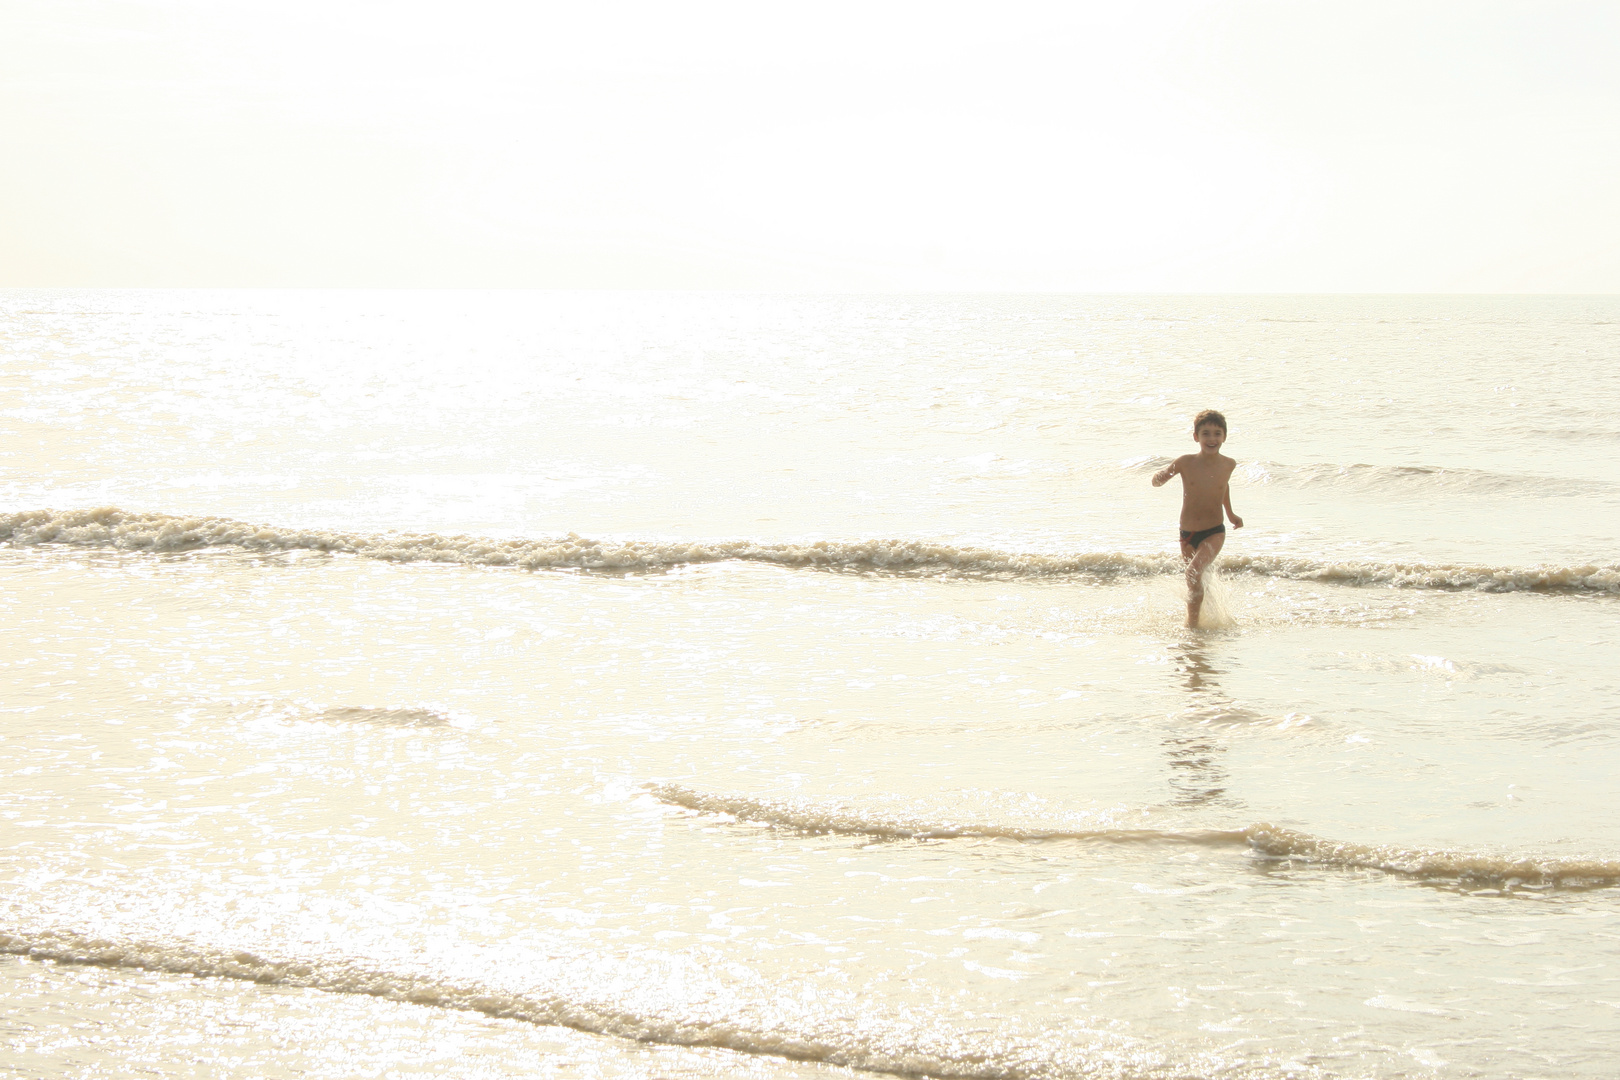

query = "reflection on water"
[6, 292, 1620, 1079]
[1164, 642, 1235, 807]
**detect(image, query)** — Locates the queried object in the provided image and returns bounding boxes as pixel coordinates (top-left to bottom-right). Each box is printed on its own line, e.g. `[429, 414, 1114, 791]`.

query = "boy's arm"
[1224, 482, 1243, 528]
[1151, 458, 1178, 487]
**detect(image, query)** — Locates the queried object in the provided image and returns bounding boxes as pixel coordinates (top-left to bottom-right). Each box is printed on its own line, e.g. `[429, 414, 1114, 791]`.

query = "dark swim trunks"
[1179, 524, 1225, 550]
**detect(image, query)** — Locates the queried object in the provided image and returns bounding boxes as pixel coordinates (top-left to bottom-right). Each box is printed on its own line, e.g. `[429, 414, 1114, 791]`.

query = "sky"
[2, 0, 1617, 291]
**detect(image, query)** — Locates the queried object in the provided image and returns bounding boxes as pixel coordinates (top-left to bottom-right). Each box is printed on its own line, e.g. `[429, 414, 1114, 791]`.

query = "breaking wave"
[318, 706, 452, 727]
[0, 506, 1158, 578]
[0, 924, 1165, 1080]
[1216, 551, 1620, 592]
[1236, 460, 1610, 498]
[653, 784, 1620, 891]
[1240, 825, 1620, 890]
[4, 506, 1618, 592]
[650, 782, 1240, 845]
[1126, 456, 1614, 499]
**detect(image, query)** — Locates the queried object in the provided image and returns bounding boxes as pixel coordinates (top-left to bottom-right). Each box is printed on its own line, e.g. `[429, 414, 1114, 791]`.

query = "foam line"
[0, 506, 1168, 577]
[0, 925, 1139, 1080]
[1234, 460, 1609, 498]
[1243, 825, 1620, 888]
[654, 784, 1620, 890]
[1217, 552, 1620, 593]
[4, 507, 1618, 592]
[650, 782, 1246, 846]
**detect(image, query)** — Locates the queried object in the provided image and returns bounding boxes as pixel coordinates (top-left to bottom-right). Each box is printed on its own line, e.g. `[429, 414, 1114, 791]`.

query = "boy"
[1152, 410, 1243, 628]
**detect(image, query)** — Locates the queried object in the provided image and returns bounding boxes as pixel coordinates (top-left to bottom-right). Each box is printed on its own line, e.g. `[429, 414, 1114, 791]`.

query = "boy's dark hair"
[1193, 409, 1227, 434]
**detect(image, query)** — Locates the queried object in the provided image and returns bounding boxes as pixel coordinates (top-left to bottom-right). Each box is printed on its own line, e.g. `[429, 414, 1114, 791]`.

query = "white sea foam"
[1234, 460, 1609, 498]
[1218, 551, 1620, 592]
[653, 784, 1620, 890]
[649, 782, 1235, 844]
[1242, 826, 1620, 889]
[312, 705, 461, 728]
[3, 506, 1618, 592]
[220, 698, 477, 732]
[0, 506, 1160, 578]
[0, 923, 1170, 1080]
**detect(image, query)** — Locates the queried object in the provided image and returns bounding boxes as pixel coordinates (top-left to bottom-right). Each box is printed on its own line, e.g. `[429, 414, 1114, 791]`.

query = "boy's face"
[1193, 423, 1226, 452]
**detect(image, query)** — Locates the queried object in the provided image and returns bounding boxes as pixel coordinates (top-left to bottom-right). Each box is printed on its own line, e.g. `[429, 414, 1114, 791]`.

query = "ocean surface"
[1, 290, 1617, 1080]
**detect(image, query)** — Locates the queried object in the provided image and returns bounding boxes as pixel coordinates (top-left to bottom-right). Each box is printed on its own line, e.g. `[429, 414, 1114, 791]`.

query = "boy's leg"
[1184, 532, 1225, 628]
[1179, 539, 1198, 626]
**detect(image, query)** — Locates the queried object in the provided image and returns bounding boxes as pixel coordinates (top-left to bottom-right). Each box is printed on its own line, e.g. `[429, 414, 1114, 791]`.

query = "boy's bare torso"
[1169, 451, 1236, 530]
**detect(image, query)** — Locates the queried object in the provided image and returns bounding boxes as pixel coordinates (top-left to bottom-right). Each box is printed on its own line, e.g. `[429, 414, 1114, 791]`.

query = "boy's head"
[1192, 409, 1227, 449]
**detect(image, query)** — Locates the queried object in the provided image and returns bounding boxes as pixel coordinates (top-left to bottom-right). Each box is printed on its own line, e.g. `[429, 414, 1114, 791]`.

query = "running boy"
[1152, 410, 1243, 628]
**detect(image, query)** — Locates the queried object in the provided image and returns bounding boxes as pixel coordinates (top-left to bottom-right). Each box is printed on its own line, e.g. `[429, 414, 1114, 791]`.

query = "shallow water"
[2, 291, 1618, 1078]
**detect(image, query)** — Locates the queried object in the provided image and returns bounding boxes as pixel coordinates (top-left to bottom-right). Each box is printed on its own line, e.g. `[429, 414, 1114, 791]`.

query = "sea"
[1, 290, 1617, 1080]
